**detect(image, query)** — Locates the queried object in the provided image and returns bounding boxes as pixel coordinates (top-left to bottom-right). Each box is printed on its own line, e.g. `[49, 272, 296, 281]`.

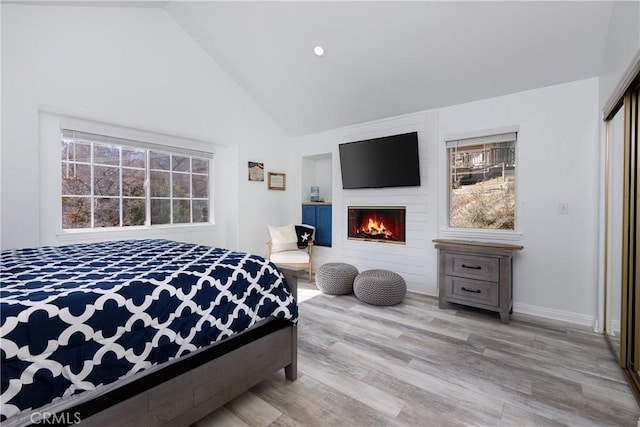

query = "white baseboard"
[513, 302, 595, 328]
[610, 319, 621, 335]
[406, 286, 437, 297]
[408, 290, 597, 328]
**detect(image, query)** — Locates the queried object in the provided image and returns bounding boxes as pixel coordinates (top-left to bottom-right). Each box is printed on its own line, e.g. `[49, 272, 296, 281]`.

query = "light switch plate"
[559, 203, 569, 214]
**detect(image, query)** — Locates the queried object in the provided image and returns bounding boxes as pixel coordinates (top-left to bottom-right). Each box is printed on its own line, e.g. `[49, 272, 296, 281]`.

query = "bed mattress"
[0, 239, 298, 422]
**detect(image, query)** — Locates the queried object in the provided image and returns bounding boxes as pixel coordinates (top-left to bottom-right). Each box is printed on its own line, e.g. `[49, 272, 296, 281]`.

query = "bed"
[0, 239, 299, 426]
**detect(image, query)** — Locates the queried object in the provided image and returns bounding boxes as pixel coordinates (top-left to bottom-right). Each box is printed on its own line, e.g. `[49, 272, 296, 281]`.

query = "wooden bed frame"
[75, 266, 299, 427]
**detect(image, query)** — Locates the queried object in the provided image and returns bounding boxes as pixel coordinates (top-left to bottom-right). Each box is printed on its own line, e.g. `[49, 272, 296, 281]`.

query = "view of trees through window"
[448, 139, 515, 230]
[61, 132, 210, 230]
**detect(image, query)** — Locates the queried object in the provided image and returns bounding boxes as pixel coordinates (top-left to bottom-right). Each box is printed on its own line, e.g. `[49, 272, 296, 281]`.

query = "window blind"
[445, 132, 517, 149]
[61, 129, 214, 159]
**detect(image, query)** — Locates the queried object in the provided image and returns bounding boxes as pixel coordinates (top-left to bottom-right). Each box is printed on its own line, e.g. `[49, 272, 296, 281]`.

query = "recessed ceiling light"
[313, 46, 325, 57]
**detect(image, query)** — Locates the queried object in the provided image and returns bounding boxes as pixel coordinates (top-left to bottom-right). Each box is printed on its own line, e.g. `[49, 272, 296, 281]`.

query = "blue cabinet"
[302, 204, 332, 247]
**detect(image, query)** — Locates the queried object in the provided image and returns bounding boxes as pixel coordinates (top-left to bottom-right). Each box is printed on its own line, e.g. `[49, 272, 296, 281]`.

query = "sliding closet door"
[606, 80, 640, 400]
[625, 85, 640, 376]
[605, 106, 624, 361]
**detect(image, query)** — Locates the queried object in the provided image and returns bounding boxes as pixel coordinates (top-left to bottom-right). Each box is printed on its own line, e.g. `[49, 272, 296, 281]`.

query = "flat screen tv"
[339, 131, 420, 189]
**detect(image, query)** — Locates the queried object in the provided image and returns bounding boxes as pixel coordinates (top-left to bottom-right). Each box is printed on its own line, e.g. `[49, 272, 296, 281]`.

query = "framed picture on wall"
[248, 161, 264, 181]
[268, 172, 286, 190]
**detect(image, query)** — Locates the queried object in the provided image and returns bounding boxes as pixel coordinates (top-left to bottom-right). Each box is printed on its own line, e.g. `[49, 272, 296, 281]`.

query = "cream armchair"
[266, 224, 315, 282]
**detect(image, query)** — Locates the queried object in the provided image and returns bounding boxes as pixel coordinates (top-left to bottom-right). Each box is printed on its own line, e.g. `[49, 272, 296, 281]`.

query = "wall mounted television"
[338, 131, 421, 189]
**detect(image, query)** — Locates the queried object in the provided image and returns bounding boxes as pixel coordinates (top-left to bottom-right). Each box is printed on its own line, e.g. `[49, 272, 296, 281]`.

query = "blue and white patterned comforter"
[0, 239, 298, 421]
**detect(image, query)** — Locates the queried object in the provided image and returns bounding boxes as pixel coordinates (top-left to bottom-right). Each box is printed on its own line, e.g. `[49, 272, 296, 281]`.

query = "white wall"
[301, 155, 332, 204]
[439, 78, 600, 325]
[290, 112, 440, 294]
[291, 78, 600, 326]
[599, 0, 640, 112]
[288, 129, 341, 267]
[1, 4, 289, 254]
[596, 0, 639, 332]
[337, 112, 439, 293]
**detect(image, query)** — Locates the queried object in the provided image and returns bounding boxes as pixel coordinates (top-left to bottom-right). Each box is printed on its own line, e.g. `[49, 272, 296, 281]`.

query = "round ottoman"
[354, 269, 406, 306]
[315, 262, 359, 295]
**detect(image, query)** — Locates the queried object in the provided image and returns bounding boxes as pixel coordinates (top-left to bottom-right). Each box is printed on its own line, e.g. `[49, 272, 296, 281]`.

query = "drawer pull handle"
[461, 264, 482, 270]
[461, 287, 481, 294]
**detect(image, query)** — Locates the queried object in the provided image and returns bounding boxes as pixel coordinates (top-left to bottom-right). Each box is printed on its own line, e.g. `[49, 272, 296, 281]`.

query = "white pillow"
[268, 224, 298, 253]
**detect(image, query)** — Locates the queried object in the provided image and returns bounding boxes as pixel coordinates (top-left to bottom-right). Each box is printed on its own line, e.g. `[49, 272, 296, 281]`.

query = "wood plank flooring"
[194, 282, 640, 426]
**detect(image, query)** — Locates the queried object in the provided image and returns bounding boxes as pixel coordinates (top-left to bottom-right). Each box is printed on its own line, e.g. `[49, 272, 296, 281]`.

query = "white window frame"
[56, 118, 214, 237]
[61, 131, 212, 230]
[440, 125, 522, 242]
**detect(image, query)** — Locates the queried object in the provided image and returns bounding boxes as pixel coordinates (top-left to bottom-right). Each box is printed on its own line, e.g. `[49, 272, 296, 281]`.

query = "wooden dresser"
[433, 239, 523, 323]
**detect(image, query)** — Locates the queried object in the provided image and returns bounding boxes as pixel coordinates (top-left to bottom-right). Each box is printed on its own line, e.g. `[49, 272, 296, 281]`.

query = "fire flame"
[357, 216, 394, 238]
[367, 218, 385, 233]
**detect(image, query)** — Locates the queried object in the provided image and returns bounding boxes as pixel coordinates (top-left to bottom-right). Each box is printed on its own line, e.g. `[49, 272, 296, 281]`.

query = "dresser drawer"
[435, 240, 522, 323]
[445, 253, 499, 282]
[445, 276, 499, 307]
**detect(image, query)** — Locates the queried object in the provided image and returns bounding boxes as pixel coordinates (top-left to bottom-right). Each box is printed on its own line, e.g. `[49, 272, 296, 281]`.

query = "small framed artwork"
[248, 161, 264, 181]
[268, 172, 286, 190]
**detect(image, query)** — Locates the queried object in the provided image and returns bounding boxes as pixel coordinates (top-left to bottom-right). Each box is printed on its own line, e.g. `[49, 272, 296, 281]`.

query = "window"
[61, 129, 211, 230]
[446, 131, 516, 230]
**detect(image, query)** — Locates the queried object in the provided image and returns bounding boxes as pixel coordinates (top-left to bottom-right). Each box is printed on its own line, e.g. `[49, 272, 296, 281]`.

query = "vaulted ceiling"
[165, 1, 612, 137]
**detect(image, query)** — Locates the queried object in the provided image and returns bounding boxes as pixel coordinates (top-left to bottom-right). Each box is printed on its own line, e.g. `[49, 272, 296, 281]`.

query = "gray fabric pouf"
[354, 269, 406, 306]
[315, 262, 359, 295]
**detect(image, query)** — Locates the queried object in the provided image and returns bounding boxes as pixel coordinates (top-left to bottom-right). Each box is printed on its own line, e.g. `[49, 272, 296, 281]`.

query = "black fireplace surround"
[347, 206, 406, 244]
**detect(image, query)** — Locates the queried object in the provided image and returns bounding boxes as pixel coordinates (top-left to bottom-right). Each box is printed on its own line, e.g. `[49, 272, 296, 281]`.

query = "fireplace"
[348, 206, 406, 244]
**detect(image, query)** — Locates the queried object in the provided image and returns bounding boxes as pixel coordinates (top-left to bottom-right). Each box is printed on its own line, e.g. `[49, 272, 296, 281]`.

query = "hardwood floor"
[194, 282, 640, 426]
